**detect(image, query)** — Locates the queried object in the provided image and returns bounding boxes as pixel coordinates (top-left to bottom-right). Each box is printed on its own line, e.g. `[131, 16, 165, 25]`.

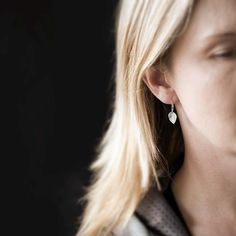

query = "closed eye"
[214, 49, 236, 58]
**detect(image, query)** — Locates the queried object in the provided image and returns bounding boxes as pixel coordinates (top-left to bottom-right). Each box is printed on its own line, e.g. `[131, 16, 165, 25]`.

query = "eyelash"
[214, 49, 236, 59]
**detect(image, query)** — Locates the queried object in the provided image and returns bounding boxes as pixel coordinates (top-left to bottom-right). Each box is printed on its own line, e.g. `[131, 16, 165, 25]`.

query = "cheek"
[174, 62, 236, 148]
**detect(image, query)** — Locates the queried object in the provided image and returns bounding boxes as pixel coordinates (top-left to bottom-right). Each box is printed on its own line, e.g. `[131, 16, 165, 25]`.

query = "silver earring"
[168, 104, 177, 124]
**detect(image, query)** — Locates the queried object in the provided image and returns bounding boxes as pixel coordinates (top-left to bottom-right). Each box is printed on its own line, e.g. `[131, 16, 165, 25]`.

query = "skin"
[143, 0, 236, 235]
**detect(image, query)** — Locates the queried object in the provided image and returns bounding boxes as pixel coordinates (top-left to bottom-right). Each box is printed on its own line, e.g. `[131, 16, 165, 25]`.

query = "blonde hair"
[76, 0, 195, 235]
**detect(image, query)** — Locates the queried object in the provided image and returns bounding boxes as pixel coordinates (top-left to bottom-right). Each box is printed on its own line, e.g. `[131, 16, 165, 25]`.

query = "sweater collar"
[135, 154, 190, 236]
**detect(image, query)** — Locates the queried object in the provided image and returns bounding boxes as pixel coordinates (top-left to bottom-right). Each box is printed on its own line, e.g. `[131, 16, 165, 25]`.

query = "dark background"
[5, 0, 117, 235]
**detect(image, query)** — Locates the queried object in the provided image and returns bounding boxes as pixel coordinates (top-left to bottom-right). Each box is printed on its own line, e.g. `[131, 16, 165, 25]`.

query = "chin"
[216, 135, 236, 156]
[226, 138, 236, 156]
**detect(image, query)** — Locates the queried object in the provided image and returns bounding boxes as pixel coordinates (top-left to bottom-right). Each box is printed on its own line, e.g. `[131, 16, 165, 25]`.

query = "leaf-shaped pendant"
[168, 111, 177, 124]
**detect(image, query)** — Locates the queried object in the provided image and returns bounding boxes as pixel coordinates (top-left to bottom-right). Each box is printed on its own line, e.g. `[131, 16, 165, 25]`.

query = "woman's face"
[169, 0, 236, 154]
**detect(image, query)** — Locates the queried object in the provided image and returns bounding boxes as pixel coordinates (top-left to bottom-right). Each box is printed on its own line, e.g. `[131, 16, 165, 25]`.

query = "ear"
[142, 67, 178, 105]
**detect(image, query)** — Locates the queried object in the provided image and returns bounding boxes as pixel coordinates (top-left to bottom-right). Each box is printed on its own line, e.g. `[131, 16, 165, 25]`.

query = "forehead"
[191, 0, 236, 39]
[169, 0, 236, 58]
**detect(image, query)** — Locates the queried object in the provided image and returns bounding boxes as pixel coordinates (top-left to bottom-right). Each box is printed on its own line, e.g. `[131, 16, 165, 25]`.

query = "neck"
[171, 125, 236, 231]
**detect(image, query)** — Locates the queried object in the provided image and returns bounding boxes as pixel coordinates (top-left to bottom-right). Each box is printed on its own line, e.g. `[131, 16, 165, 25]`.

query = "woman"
[76, 0, 236, 235]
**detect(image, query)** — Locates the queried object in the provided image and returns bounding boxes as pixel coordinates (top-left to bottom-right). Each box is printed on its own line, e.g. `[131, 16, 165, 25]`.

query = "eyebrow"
[200, 31, 236, 53]
[203, 31, 236, 40]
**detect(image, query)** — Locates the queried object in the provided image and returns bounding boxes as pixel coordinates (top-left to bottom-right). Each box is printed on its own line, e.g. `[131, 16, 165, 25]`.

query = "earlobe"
[142, 67, 177, 105]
